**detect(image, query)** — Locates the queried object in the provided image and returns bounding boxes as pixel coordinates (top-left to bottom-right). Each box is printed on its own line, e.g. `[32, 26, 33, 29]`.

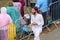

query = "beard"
[33, 12, 36, 15]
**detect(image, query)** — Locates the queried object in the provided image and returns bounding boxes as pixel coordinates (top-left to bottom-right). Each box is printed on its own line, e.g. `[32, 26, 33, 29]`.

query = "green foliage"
[0, 0, 12, 7]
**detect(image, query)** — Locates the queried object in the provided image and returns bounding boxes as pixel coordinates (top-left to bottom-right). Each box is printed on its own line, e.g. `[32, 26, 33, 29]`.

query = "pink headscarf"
[0, 7, 12, 30]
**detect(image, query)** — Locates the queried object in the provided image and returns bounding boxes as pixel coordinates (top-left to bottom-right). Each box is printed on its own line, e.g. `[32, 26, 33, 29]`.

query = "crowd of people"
[0, 0, 48, 40]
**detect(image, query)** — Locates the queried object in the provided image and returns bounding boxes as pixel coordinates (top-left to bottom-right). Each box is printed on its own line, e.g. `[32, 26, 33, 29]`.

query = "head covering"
[24, 14, 30, 19]
[1, 7, 7, 14]
[0, 7, 12, 27]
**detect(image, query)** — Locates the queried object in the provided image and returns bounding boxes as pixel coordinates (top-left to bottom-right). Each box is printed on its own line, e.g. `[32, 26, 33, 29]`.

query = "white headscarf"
[24, 14, 30, 19]
[1, 7, 7, 14]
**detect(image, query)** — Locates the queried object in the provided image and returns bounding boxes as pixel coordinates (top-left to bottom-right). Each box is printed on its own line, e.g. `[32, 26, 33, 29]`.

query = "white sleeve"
[37, 15, 44, 26]
[31, 15, 33, 24]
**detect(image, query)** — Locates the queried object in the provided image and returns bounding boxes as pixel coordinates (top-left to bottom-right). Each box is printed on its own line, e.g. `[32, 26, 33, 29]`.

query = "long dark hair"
[33, 7, 39, 15]
[33, 7, 39, 13]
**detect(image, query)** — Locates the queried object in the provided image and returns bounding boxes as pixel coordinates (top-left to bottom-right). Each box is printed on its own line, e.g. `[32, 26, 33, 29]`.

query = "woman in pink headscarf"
[0, 7, 11, 40]
[0, 7, 16, 40]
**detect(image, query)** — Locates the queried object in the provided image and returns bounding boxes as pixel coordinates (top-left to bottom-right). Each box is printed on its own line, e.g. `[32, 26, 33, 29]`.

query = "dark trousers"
[26, 0, 29, 7]
[42, 12, 47, 25]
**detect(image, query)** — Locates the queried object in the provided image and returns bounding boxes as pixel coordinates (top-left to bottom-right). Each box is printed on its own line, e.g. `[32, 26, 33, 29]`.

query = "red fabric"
[19, 0, 25, 6]
[19, 0, 25, 17]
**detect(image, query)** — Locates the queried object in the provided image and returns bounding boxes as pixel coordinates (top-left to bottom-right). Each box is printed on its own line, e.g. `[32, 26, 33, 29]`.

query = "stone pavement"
[30, 24, 60, 40]
[40, 28, 60, 40]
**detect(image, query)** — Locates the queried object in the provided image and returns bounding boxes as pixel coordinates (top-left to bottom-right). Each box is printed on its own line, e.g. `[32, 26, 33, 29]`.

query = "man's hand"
[32, 22, 38, 25]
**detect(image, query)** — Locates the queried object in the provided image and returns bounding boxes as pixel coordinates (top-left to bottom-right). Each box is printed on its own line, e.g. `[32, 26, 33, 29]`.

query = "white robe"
[31, 14, 44, 40]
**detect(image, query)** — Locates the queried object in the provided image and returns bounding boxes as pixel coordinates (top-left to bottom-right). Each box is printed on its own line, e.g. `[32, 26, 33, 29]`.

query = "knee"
[34, 33, 40, 37]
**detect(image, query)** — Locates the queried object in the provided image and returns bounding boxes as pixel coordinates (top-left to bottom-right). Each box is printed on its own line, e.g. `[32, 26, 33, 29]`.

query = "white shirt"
[31, 14, 44, 27]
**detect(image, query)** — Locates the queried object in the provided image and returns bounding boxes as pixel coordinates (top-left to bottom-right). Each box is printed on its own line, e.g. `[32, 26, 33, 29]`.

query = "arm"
[31, 15, 38, 25]
[37, 14, 44, 26]
[31, 15, 33, 24]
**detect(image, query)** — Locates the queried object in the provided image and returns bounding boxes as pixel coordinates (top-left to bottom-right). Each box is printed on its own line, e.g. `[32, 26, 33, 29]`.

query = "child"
[31, 7, 44, 40]
[24, 13, 31, 25]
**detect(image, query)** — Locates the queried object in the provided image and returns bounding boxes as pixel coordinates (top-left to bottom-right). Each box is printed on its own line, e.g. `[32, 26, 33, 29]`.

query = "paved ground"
[29, 23, 60, 40]
[41, 28, 60, 40]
